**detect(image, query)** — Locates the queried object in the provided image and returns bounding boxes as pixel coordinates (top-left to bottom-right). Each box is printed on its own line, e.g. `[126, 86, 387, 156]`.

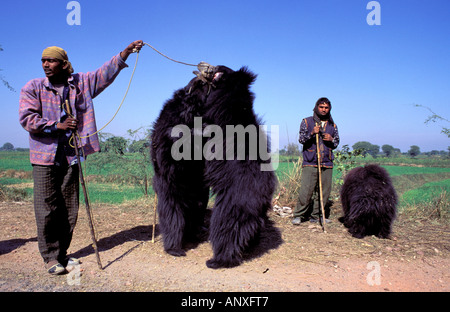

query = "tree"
[333, 144, 364, 187]
[100, 134, 127, 154]
[429, 150, 439, 156]
[393, 148, 401, 157]
[352, 141, 380, 158]
[381, 144, 395, 157]
[408, 145, 421, 158]
[0, 142, 14, 151]
[126, 127, 153, 196]
[0, 45, 15, 92]
[89, 130, 153, 196]
[285, 143, 300, 156]
[128, 139, 148, 153]
[415, 104, 449, 138]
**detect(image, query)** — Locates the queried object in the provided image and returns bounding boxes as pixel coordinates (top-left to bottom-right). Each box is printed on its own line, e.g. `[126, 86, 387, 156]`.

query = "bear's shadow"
[186, 209, 284, 263]
[72, 209, 283, 267]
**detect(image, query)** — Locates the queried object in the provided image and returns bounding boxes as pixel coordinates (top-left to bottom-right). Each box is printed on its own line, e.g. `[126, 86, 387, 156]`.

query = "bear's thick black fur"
[151, 65, 278, 268]
[339, 164, 397, 239]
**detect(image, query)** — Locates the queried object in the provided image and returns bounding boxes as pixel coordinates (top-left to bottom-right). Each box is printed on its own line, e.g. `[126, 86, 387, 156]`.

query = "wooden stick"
[315, 123, 327, 233]
[66, 100, 103, 269]
[152, 194, 157, 243]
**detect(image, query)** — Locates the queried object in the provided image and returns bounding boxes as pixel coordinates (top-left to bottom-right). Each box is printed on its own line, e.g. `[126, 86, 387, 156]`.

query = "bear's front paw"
[206, 257, 240, 269]
[165, 248, 186, 257]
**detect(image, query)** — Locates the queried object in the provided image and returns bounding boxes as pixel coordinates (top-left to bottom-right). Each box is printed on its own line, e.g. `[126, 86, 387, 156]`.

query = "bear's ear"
[236, 66, 257, 86]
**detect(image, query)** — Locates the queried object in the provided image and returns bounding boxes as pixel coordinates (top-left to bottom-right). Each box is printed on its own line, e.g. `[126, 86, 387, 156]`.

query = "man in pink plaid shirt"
[19, 40, 143, 275]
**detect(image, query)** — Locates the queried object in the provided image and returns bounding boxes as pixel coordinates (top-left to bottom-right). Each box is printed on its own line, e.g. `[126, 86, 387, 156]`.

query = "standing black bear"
[151, 64, 277, 268]
[339, 164, 397, 238]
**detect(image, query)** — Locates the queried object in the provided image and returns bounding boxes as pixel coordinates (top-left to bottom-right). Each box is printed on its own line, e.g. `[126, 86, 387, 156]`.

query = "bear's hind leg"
[206, 192, 265, 269]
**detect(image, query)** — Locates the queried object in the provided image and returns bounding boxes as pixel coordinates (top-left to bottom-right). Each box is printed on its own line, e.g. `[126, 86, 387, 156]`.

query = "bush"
[0, 185, 29, 201]
[333, 145, 364, 187]
[273, 158, 302, 208]
[400, 190, 449, 222]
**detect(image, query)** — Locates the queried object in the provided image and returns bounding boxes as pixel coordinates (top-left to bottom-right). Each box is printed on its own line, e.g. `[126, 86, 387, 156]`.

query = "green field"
[0, 151, 149, 204]
[402, 179, 450, 205]
[0, 151, 32, 171]
[275, 160, 450, 181]
[1, 151, 449, 221]
[81, 182, 149, 204]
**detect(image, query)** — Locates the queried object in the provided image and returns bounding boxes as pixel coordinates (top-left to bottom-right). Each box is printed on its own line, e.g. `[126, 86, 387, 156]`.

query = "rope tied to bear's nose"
[142, 42, 217, 85]
[193, 61, 217, 84]
[190, 62, 218, 95]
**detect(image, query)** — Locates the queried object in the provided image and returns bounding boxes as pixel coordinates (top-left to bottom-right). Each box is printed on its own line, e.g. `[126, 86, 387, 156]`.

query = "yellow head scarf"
[42, 46, 74, 74]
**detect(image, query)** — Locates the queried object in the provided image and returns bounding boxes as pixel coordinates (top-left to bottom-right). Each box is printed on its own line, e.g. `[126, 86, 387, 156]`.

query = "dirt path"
[0, 201, 448, 294]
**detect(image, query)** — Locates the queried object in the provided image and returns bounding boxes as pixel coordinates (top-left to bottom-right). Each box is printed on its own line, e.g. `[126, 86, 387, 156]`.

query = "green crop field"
[80, 183, 151, 204]
[0, 151, 32, 171]
[1, 150, 449, 221]
[0, 151, 148, 204]
[402, 179, 450, 205]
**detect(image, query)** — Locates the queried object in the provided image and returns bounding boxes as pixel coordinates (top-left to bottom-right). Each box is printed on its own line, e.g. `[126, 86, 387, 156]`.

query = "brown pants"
[32, 164, 79, 264]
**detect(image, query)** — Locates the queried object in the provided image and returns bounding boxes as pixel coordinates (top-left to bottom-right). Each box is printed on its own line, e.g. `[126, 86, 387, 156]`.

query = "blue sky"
[1, 0, 449, 153]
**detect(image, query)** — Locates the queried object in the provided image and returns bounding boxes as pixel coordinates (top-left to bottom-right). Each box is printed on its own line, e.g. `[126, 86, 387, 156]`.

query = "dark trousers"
[32, 164, 79, 264]
[294, 166, 333, 220]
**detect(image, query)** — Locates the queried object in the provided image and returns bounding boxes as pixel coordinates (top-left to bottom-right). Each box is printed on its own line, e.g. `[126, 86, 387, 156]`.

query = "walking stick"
[66, 100, 103, 270]
[152, 194, 157, 243]
[315, 123, 327, 233]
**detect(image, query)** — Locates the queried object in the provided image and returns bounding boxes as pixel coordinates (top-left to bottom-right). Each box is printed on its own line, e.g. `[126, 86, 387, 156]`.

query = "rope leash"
[142, 42, 217, 83]
[63, 42, 216, 254]
[142, 42, 197, 67]
[76, 42, 215, 141]
[76, 50, 141, 140]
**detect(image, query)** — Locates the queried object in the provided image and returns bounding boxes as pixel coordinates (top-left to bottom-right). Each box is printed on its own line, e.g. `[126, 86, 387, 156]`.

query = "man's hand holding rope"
[120, 40, 144, 61]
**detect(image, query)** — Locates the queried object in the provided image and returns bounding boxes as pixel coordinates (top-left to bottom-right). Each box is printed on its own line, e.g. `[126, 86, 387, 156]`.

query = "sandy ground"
[1, 200, 448, 301]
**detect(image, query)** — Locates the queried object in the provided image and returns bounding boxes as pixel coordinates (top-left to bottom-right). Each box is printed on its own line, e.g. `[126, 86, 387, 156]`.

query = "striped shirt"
[19, 53, 128, 165]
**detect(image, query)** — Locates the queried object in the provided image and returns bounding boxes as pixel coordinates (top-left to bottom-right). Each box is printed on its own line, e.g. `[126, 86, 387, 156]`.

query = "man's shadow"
[0, 237, 37, 255]
[71, 224, 159, 269]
